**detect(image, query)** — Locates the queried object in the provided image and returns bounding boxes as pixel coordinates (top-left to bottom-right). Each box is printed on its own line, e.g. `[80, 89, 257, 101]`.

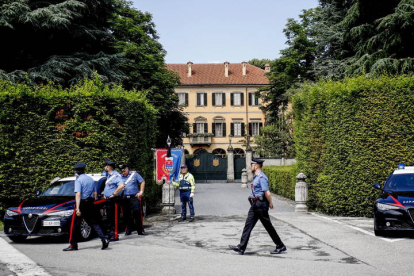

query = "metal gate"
[186, 153, 227, 183]
[234, 156, 246, 180]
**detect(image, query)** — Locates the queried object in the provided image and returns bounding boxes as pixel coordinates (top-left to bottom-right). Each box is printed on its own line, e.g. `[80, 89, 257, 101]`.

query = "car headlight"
[6, 209, 19, 217]
[377, 203, 401, 211]
[45, 210, 74, 217]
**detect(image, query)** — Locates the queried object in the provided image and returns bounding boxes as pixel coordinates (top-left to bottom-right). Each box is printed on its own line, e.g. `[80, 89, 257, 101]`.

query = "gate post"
[241, 169, 248, 188]
[227, 147, 235, 183]
[295, 173, 308, 212]
[246, 149, 253, 182]
[162, 182, 176, 214]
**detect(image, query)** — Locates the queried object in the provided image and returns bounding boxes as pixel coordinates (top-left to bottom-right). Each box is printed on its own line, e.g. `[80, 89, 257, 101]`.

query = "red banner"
[156, 149, 169, 184]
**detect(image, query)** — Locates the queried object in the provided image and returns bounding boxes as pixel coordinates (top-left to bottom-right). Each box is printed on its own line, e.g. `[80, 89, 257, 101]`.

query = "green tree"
[248, 58, 272, 69]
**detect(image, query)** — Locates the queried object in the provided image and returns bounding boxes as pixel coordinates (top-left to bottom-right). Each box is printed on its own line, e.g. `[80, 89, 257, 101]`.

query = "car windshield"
[385, 174, 414, 191]
[42, 181, 76, 196]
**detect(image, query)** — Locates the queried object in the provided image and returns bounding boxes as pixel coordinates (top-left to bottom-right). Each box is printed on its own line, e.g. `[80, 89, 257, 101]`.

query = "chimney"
[265, 64, 270, 73]
[242, 61, 247, 76]
[187, 61, 193, 77]
[224, 61, 229, 77]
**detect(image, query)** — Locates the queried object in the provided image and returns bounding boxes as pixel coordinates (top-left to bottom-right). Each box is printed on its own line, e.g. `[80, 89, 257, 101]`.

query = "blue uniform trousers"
[179, 190, 195, 219]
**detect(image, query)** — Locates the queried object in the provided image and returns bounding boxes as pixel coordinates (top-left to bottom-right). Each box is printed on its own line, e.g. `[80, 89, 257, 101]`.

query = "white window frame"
[178, 93, 186, 105]
[251, 122, 260, 135]
[196, 123, 205, 133]
[233, 93, 241, 106]
[199, 93, 205, 106]
[215, 123, 223, 137]
[234, 122, 242, 136]
[215, 93, 223, 106]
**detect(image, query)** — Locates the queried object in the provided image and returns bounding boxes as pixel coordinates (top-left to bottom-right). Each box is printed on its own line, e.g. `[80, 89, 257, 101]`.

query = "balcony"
[189, 136, 212, 146]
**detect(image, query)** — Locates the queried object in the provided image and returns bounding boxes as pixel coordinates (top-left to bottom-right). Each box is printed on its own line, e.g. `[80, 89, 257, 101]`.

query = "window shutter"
[231, 93, 234, 106]
[193, 123, 197, 133]
[223, 123, 226, 137]
[255, 94, 259, 106]
[222, 93, 226, 106]
[204, 123, 208, 133]
[185, 93, 188, 106]
[241, 123, 245, 136]
[259, 123, 263, 135]
[212, 93, 216, 106]
[241, 93, 244, 106]
[248, 123, 252, 136]
[197, 94, 200, 106]
[230, 123, 234, 136]
[248, 93, 252, 106]
[212, 123, 216, 136]
[204, 93, 207, 106]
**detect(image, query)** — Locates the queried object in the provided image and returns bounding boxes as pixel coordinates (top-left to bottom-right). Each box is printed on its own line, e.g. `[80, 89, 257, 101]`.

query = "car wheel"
[8, 236, 28, 243]
[80, 219, 92, 240]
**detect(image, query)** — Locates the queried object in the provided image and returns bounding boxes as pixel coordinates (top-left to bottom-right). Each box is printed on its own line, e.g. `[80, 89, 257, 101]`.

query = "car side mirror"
[372, 183, 382, 190]
[36, 190, 42, 196]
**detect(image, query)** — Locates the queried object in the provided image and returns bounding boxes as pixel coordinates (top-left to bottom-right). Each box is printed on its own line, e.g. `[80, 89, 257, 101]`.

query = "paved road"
[1, 183, 414, 275]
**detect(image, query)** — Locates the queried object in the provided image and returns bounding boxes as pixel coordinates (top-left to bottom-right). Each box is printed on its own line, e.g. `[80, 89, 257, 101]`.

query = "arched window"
[184, 149, 190, 155]
[194, 148, 208, 156]
[212, 148, 226, 158]
[234, 148, 245, 158]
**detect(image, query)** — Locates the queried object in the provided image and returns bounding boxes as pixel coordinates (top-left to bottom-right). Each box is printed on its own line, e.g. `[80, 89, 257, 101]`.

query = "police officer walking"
[63, 162, 109, 251]
[172, 164, 196, 222]
[229, 158, 286, 255]
[103, 159, 124, 241]
[119, 164, 147, 236]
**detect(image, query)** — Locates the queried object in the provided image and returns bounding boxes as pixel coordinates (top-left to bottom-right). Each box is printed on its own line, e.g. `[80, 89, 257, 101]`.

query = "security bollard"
[162, 182, 176, 214]
[241, 169, 248, 188]
[295, 173, 308, 212]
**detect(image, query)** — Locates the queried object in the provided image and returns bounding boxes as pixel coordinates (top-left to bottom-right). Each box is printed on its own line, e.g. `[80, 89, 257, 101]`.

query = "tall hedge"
[293, 75, 414, 216]
[0, 78, 159, 213]
[262, 165, 298, 200]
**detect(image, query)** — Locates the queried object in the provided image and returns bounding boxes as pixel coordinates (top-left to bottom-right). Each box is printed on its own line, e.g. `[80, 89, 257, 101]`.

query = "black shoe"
[63, 245, 78, 251]
[270, 244, 286, 254]
[101, 239, 110, 250]
[229, 245, 245, 255]
[189, 217, 194, 222]
[110, 237, 119, 242]
[138, 231, 148, 236]
[179, 217, 186, 222]
[125, 230, 132, 236]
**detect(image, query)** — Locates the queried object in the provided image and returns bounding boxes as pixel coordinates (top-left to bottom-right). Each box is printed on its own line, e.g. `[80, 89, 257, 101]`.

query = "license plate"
[42, 221, 60, 227]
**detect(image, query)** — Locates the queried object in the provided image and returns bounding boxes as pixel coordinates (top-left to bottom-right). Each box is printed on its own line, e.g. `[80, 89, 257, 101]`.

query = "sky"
[131, 0, 319, 64]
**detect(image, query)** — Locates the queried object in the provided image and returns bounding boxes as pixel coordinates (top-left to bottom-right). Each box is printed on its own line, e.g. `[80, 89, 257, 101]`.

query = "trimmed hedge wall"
[0, 79, 160, 213]
[293, 75, 414, 217]
[262, 165, 298, 200]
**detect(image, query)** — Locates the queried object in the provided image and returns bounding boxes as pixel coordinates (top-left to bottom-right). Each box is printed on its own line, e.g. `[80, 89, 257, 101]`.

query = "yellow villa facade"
[167, 61, 269, 156]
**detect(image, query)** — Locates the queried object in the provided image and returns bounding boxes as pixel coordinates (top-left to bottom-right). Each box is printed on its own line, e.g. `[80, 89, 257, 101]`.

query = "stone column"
[181, 149, 186, 167]
[241, 168, 248, 188]
[227, 147, 234, 183]
[246, 149, 253, 182]
[162, 182, 176, 214]
[295, 173, 308, 212]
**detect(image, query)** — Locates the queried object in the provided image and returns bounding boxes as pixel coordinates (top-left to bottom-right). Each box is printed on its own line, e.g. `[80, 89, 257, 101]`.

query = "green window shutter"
[212, 123, 216, 136]
[185, 93, 189, 106]
[204, 93, 207, 106]
[222, 93, 226, 106]
[212, 93, 216, 106]
[230, 123, 234, 136]
[248, 93, 252, 106]
[241, 93, 245, 106]
[231, 93, 234, 106]
[241, 123, 245, 136]
[255, 94, 259, 105]
[259, 122, 263, 135]
[197, 93, 200, 106]
[204, 123, 208, 133]
[223, 123, 226, 137]
[248, 123, 252, 136]
[193, 123, 197, 133]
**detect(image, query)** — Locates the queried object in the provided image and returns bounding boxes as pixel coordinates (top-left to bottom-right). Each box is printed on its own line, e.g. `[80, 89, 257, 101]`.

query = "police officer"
[63, 162, 109, 251]
[103, 159, 124, 241]
[229, 158, 286, 255]
[119, 164, 147, 236]
[172, 164, 196, 222]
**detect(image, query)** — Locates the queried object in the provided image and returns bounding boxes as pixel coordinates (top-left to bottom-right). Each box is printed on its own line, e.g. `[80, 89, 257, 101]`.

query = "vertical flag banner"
[156, 149, 183, 184]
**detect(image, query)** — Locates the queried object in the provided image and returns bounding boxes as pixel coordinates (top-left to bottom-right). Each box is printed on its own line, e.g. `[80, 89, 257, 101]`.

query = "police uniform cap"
[180, 164, 188, 168]
[74, 162, 86, 169]
[119, 163, 129, 170]
[105, 159, 116, 166]
[251, 158, 265, 165]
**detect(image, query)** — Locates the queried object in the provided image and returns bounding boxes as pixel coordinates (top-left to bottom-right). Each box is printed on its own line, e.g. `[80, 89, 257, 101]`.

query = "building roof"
[166, 63, 270, 86]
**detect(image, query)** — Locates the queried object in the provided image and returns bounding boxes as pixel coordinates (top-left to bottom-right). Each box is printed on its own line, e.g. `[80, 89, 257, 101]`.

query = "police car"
[373, 163, 414, 236]
[3, 174, 108, 242]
